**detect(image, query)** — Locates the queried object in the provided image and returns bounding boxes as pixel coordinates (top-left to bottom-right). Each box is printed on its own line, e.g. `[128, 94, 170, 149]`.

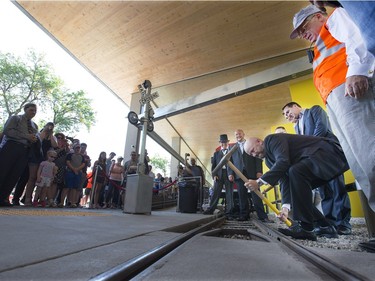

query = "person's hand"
[228, 175, 234, 182]
[345, 75, 369, 99]
[213, 176, 218, 181]
[244, 179, 258, 191]
[277, 207, 289, 222]
[27, 134, 37, 143]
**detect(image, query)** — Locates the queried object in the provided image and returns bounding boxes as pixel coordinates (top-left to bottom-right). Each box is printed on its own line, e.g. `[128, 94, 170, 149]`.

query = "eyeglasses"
[297, 14, 316, 37]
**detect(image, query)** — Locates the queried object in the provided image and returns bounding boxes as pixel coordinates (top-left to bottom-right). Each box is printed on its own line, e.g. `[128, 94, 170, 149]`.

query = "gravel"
[272, 216, 370, 252]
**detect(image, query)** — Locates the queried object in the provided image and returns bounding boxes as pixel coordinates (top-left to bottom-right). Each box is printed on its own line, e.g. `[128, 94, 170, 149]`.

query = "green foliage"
[0, 49, 95, 134]
[149, 154, 169, 176]
[0, 50, 57, 120]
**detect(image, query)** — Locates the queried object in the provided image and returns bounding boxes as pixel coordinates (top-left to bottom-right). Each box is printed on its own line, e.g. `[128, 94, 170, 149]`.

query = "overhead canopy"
[15, 1, 316, 178]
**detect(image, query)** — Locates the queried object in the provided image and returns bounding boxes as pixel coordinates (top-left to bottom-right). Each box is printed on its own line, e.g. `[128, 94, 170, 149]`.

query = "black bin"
[178, 180, 197, 213]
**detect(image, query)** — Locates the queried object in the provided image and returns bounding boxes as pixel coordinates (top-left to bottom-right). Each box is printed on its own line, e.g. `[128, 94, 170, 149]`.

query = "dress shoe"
[203, 210, 213, 215]
[337, 225, 352, 235]
[237, 216, 249, 221]
[278, 223, 317, 241]
[313, 225, 338, 238]
[259, 218, 274, 223]
[358, 239, 375, 253]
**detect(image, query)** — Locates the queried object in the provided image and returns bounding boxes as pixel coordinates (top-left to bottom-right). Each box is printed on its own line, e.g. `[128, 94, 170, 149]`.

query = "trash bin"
[178, 180, 197, 213]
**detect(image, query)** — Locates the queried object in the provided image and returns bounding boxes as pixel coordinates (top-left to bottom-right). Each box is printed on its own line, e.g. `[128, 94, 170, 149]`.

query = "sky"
[0, 0, 164, 167]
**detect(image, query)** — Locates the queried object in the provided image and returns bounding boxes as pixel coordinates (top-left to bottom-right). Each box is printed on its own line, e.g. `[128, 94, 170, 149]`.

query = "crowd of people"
[0, 107, 175, 209]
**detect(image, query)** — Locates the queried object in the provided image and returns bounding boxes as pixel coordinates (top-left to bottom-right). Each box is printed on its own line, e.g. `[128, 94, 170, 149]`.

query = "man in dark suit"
[204, 134, 234, 217]
[244, 133, 349, 241]
[227, 129, 270, 222]
[282, 102, 352, 235]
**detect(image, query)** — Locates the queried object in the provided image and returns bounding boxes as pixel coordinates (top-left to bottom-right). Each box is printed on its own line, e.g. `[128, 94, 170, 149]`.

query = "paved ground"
[1, 206, 374, 281]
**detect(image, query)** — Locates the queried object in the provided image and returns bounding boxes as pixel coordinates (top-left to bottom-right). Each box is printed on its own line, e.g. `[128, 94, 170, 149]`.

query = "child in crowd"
[34, 150, 58, 207]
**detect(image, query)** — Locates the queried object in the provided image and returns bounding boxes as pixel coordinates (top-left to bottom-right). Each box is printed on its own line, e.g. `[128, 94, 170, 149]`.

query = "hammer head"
[211, 144, 239, 176]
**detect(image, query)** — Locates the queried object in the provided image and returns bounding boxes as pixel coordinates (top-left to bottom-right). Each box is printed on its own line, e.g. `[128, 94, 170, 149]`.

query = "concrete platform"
[0, 207, 207, 280]
[0, 207, 374, 281]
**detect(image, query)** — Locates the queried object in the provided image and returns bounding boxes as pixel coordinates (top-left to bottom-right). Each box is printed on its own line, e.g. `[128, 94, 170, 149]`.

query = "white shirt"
[327, 8, 374, 78]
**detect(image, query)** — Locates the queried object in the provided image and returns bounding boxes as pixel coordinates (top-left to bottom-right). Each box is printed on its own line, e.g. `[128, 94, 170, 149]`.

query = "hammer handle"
[227, 161, 292, 227]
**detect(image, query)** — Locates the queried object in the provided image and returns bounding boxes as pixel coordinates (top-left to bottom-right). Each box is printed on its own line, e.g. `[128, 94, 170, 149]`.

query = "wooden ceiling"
[16, 1, 314, 179]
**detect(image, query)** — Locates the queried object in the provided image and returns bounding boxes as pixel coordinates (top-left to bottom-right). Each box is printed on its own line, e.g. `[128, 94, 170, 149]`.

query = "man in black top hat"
[204, 134, 234, 217]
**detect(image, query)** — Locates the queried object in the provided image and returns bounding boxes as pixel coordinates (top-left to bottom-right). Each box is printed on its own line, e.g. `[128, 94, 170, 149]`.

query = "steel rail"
[253, 220, 371, 281]
[90, 216, 225, 281]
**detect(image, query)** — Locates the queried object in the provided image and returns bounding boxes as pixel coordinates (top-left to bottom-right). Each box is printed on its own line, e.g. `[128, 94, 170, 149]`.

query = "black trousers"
[0, 141, 29, 202]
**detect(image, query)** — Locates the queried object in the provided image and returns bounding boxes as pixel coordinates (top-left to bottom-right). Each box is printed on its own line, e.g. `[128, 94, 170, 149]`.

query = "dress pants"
[319, 175, 352, 229]
[208, 169, 233, 215]
[0, 141, 30, 202]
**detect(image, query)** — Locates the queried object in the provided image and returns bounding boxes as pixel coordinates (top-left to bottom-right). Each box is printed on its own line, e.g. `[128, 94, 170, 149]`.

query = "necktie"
[222, 149, 227, 155]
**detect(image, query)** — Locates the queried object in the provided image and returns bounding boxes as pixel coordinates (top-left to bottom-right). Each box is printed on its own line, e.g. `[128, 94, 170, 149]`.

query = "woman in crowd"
[24, 122, 58, 206]
[92, 152, 107, 209]
[104, 156, 124, 209]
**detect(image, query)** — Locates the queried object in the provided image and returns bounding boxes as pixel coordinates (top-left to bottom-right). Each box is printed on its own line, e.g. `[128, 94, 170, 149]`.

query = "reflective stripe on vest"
[312, 14, 348, 104]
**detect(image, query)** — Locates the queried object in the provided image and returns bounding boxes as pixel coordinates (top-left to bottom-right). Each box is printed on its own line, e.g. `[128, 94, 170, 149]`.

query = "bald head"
[244, 137, 265, 159]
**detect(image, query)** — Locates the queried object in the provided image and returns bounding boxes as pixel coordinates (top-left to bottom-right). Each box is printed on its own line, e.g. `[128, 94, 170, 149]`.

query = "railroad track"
[90, 216, 370, 281]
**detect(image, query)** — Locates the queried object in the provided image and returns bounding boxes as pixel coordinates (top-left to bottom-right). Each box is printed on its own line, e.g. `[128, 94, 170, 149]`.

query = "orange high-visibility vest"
[313, 13, 347, 104]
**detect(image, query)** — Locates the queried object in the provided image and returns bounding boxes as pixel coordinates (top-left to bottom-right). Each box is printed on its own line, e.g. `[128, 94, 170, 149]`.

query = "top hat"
[219, 134, 229, 143]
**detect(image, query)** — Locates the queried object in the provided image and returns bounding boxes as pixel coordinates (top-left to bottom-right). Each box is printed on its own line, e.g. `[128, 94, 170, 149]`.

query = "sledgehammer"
[212, 144, 292, 227]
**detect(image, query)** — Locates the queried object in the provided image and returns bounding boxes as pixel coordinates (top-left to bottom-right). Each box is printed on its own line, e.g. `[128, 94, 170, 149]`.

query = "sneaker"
[313, 225, 338, 238]
[278, 223, 317, 241]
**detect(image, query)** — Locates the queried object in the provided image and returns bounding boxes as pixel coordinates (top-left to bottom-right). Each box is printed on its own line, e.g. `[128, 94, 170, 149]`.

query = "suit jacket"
[227, 143, 263, 180]
[261, 134, 349, 187]
[211, 149, 228, 179]
[296, 105, 338, 141]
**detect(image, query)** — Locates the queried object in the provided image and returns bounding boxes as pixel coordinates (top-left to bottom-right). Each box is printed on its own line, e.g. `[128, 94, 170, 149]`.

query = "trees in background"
[0, 49, 95, 134]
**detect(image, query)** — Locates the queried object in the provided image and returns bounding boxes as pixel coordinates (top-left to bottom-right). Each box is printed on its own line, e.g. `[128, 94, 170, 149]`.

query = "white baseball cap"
[290, 5, 321, 39]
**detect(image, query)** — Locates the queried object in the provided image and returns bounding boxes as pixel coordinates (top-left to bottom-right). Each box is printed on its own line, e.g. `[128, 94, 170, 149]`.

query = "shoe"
[359, 239, 375, 253]
[237, 216, 249, 221]
[337, 225, 352, 235]
[278, 223, 317, 241]
[57, 203, 64, 208]
[225, 215, 235, 221]
[313, 225, 338, 238]
[70, 204, 77, 208]
[203, 210, 213, 215]
[12, 199, 20, 206]
[40, 201, 46, 208]
[260, 218, 274, 223]
[32, 201, 38, 207]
